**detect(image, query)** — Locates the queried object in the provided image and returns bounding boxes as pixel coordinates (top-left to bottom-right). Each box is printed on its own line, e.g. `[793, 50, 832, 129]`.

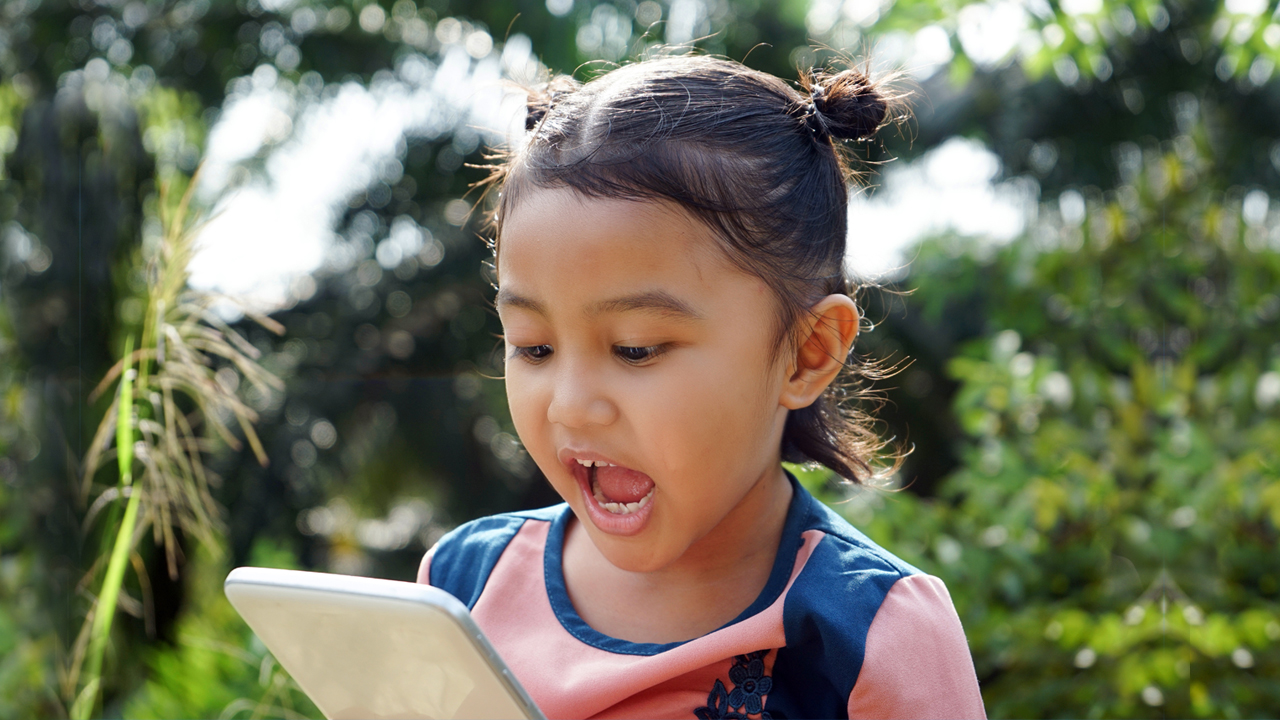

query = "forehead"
[495, 187, 739, 303]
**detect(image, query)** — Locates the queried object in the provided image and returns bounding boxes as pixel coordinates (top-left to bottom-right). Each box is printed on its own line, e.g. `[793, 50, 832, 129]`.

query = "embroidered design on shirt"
[694, 650, 781, 719]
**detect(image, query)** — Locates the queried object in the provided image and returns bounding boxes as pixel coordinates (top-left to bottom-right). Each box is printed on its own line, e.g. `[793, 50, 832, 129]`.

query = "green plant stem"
[72, 338, 136, 720]
[116, 338, 134, 484]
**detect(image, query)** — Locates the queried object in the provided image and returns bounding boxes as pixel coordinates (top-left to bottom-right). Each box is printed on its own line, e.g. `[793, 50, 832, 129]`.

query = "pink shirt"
[420, 481, 985, 719]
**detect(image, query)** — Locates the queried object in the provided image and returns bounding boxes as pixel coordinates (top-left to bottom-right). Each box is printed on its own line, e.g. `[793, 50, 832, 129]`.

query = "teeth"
[590, 475, 655, 515]
[575, 458, 615, 468]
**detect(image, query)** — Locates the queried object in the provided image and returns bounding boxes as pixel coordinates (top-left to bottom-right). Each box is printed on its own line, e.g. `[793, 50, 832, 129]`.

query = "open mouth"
[576, 459, 656, 516]
[567, 457, 657, 535]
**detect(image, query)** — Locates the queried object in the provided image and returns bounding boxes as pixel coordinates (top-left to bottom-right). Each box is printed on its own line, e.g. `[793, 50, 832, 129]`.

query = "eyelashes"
[613, 344, 668, 364]
[509, 344, 553, 363]
[508, 344, 669, 366]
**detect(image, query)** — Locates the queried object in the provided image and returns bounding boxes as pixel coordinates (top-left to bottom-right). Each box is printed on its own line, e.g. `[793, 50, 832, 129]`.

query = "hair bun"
[803, 68, 889, 142]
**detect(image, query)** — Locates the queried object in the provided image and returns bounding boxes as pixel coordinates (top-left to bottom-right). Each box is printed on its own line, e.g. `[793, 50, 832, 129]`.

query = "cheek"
[504, 368, 543, 442]
[630, 348, 781, 473]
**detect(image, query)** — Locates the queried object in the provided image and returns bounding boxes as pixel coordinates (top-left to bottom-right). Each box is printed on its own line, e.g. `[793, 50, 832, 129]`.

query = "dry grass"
[66, 171, 284, 718]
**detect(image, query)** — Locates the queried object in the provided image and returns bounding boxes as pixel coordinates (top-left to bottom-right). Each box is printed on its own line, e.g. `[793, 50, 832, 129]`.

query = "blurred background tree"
[0, 0, 1277, 717]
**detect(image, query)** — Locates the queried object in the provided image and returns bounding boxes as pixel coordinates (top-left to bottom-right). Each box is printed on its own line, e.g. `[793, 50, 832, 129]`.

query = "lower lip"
[572, 465, 655, 536]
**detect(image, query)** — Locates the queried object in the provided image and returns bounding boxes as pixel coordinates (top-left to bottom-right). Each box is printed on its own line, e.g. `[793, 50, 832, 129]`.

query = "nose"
[545, 361, 618, 429]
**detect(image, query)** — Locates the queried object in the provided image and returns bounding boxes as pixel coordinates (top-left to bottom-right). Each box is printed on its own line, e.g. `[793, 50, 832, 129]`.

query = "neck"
[642, 464, 793, 582]
[564, 465, 794, 643]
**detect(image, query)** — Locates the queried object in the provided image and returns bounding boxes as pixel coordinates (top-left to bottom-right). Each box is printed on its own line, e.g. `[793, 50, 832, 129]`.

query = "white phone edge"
[224, 566, 547, 720]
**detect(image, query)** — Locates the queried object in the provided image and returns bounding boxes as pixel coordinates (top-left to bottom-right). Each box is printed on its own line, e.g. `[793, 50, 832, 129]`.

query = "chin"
[583, 525, 674, 574]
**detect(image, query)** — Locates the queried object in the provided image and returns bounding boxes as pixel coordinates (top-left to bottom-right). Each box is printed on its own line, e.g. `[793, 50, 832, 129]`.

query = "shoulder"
[417, 505, 564, 609]
[847, 573, 986, 719]
[786, 489, 923, 615]
[770, 488, 984, 718]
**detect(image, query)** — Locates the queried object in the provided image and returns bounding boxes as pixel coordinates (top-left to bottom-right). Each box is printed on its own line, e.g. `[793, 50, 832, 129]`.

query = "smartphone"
[224, 566, 546, 720]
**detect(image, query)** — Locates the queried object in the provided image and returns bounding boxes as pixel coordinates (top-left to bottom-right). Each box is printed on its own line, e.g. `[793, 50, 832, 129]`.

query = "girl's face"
[496, 187, 794, 574]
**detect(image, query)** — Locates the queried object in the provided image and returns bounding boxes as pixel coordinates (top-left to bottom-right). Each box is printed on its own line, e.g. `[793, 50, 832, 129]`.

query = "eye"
[614, 344, 667, 365]
[510, 344, 553, 363]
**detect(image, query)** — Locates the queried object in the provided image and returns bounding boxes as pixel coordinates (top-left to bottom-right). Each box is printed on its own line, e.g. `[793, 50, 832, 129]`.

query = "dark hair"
[484, 55, 906, 485]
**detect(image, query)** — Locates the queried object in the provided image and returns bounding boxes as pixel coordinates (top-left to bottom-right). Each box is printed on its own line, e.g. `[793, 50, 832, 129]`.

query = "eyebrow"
[494, 289, 703, 321]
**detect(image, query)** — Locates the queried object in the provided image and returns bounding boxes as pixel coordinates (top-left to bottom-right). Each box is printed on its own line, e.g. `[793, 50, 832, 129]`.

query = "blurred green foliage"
[0, 308, 62, 718]
[123, 539, 320, 720]
[808, 126, 1280, 716]
[1, 0, 1278, 717]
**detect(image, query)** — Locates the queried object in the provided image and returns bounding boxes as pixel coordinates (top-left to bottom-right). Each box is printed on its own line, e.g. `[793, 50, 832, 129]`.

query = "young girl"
[418, 55, 986, 720]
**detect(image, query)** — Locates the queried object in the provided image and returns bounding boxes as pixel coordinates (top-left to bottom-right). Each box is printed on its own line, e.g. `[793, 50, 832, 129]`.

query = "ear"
[779, 295, 860, 410]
